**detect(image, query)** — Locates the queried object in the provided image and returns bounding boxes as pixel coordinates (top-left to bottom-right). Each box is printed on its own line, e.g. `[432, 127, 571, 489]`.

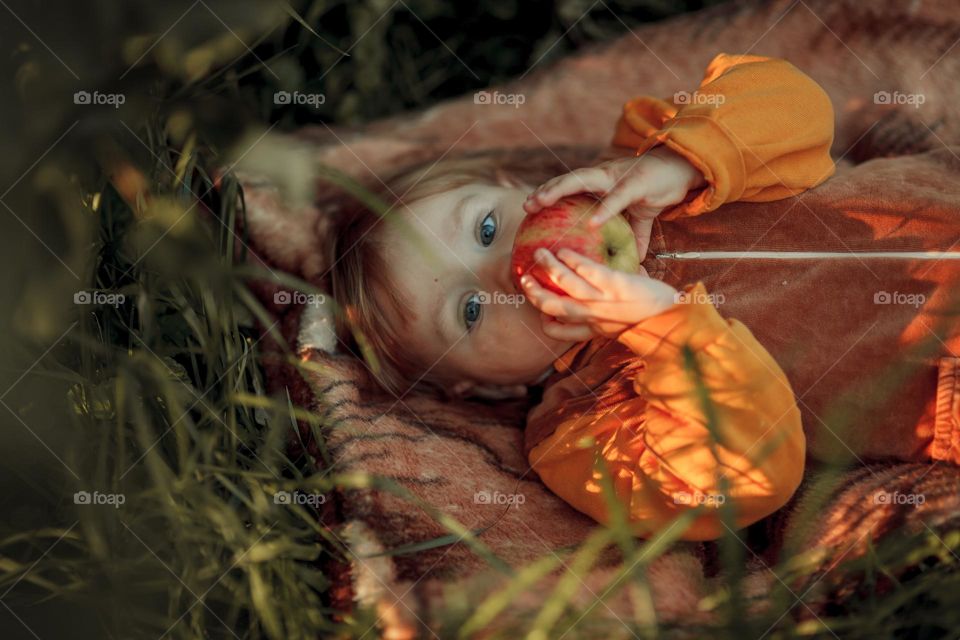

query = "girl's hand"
[520, 246, 680, 341]
[523, 146, 706, 258]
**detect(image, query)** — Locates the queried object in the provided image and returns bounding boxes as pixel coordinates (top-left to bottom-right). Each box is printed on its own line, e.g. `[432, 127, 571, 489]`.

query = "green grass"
[2, 1, 959, 638]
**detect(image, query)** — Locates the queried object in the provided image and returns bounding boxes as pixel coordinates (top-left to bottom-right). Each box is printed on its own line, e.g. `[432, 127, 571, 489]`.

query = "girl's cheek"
[483, 311, 519, 350]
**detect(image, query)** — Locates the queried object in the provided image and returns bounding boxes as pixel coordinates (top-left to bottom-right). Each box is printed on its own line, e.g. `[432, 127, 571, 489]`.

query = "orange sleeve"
[611, 53, 835, 219]
[527, 281, 806, 540]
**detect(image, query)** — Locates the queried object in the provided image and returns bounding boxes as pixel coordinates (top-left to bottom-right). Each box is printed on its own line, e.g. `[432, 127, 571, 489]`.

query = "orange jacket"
[612, 52, 835, 218]
[525, 53, 835, 541]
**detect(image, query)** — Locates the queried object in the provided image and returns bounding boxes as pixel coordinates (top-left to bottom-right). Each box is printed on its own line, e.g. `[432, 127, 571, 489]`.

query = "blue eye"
[463, 293, 482, 330]
[478, 211, 497, 246]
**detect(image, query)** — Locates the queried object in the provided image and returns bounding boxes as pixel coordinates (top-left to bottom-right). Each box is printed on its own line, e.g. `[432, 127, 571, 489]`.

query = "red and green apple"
[511, 195, 640, 296]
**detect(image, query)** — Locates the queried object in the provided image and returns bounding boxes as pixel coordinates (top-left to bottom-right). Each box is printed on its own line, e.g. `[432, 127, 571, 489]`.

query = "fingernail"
[520, 275, 531, 287]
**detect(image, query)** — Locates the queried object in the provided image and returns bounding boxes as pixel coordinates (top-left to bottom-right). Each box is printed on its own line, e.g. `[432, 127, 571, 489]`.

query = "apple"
[511, 195, 640, 296]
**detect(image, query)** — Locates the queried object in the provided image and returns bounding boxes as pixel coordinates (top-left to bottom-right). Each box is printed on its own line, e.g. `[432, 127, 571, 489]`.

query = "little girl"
[329, 53, 837, 540]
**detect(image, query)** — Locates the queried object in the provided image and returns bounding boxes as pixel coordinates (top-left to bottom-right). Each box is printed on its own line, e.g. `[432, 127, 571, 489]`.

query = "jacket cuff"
[615, 281, 729, 360]
[626, 113, 747, 219]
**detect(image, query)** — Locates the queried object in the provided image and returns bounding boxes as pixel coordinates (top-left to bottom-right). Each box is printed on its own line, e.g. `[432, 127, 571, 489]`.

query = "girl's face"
[377, 182, 577, 390]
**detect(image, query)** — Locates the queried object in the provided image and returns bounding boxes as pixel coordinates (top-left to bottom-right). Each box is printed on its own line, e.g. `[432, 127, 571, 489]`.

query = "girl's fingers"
[588, 183, 642, 227]
[554, 248, 615, 291]
[525, 168, 613, 212]
[540, 314, 595, 342]
[532, 248, 603, 300]
[520, 275, 593, 321]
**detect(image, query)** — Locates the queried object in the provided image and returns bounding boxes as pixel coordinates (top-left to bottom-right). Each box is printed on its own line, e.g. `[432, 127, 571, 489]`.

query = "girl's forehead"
[381, 215, 459, 293]
[383, 188, 460, 237]
[384, 186, 478, 251]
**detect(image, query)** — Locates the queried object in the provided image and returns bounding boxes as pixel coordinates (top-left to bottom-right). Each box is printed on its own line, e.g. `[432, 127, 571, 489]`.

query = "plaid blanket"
[240, 0, 960, 635]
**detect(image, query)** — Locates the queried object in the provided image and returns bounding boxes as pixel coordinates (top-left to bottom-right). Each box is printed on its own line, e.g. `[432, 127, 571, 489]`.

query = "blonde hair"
[328, 146, 599, 399]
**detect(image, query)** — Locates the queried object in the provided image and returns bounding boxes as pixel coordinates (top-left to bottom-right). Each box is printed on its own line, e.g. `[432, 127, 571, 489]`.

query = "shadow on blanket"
[238, 0, 960, 635]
